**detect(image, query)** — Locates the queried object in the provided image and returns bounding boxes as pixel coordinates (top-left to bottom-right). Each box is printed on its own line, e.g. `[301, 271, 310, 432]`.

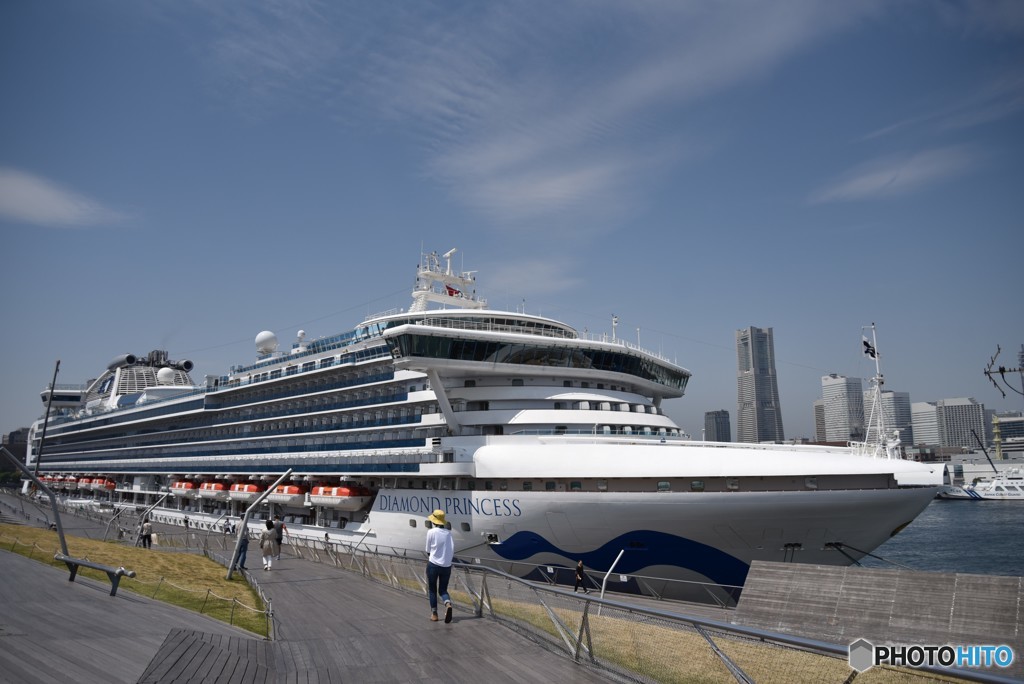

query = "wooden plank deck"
[0, 540, 610, 683]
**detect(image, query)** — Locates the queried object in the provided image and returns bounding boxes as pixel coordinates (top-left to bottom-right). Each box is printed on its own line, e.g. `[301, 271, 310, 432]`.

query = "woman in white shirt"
[425, 509, 454, 623]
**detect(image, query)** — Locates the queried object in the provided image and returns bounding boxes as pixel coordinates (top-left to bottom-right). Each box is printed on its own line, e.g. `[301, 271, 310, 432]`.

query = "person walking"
[273, 515, 287, 560]
[425, 509, 455, 623]
[574, 560, 590, 594]
[260, 520, 279, 571]
[140, 518, 153, 549]
[233, 534, 249, 571]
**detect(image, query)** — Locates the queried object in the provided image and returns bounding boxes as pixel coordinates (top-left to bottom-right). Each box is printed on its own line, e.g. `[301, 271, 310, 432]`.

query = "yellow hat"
[428, 509, 447, 526]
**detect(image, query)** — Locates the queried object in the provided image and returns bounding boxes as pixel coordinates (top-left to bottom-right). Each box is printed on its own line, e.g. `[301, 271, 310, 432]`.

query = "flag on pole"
[862, 336, 877, 359]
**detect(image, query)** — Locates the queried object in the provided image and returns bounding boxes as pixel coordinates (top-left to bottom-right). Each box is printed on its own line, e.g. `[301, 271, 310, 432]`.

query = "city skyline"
[1, 2, 1022, 439]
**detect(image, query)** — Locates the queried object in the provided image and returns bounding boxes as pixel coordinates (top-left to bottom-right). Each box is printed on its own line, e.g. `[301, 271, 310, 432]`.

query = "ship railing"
[270, 537, 985, 684]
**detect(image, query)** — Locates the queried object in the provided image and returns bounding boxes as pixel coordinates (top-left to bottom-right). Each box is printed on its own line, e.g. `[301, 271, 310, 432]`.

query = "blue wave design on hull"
[491, 530, 751, 589]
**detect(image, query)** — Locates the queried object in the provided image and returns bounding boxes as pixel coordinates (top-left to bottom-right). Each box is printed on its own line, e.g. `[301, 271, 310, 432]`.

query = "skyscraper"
[821, 374, 865, 442]
[704, 410, 731, 442]
[863, 389, 913, 446]
[736, 326, 785, 443]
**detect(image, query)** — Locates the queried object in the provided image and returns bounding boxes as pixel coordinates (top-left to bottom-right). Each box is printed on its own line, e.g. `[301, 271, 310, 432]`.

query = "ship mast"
[409, 248, 486, 313]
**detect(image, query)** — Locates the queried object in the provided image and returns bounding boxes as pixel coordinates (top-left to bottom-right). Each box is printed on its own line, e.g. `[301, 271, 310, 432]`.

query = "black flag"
[862, 336, 877, 359]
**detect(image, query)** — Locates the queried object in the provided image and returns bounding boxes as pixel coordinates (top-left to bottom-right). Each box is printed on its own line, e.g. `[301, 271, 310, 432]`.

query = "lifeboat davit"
[267, 484, 307, 506]
[170, 480, 197, 497]
[228, 482, 264, 502]
[309, 485, 374, 511]
[197, 481, 230, 501]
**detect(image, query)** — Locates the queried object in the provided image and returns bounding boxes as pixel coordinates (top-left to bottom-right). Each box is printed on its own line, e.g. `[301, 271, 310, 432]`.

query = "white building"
[821, 374, 864, 442]
[911, 398, 986, 448]
[863, 389, 912, 446]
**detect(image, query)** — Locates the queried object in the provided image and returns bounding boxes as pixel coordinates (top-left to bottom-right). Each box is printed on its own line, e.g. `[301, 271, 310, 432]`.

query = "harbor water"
[859, 498, 1023, 577]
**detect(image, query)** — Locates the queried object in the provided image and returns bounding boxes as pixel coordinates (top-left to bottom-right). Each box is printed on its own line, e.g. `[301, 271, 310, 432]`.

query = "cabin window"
[484, 480, 494, 491]
[690, 480, 705, 492]
[570, 481, 582, 491]
[464, 380, 476, 388]
[554, 402, 565, 410]
[805, 477, 818, 490]
[596, 480, 608, 491]
[727, 478, 740, 491]
[545, 481, 556, 491]
[511, 378, 524, 386]
[657, 481, 671, 492]
[409, 519, 417, 528]
[523, 481, 533, 491]
[555, 426, 567, 435]
[460, 522, 471, 532]
[581, 382, 589, 388]
[563, 380, 572, 387]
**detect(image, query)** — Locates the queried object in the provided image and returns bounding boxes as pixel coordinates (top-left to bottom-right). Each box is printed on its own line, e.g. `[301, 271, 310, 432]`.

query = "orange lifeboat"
[65, 477, 79, 491]
[170, 480, 197, 497]
[228, 482, 264, 502]
[78, 477, 93, 490]
[309, 484, 374, 511]
[267, 484, 307, 506]
[101, 479, 117, 491]
[198, 481, 230, 501]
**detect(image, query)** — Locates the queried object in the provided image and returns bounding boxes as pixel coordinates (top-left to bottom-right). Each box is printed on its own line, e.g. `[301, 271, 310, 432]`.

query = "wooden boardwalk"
[0, 539, 610, 683]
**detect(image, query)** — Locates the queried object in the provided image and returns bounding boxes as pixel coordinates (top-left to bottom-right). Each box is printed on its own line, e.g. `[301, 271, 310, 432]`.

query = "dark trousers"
[235, 544, 248, 570]
[141, 534, 152, 549]
[426, 561, 452, 611]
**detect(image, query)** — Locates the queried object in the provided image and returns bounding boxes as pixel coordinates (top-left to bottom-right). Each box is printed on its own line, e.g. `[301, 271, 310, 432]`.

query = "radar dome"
[157, 367, 176, 385]
[255, 331, 279, 354]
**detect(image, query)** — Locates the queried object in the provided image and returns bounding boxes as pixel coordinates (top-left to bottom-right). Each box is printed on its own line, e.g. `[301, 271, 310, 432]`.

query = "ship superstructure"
[26, 249, 942, 599]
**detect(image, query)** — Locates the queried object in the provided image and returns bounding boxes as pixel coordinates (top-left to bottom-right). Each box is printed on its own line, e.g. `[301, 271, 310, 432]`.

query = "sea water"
[859, 499, 1024, 577]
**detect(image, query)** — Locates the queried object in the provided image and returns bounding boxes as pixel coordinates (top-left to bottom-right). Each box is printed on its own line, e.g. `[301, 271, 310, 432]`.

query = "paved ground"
[0, 491, 613, 683]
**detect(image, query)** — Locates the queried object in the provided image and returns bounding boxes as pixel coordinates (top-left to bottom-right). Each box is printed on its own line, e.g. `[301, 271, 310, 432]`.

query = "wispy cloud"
[808, 146, 982, 204]
[0, 168, 129, 228]
[486, 255, 585, 300]
[188, 1, 882, 228]
[863, 71, 1024, 141]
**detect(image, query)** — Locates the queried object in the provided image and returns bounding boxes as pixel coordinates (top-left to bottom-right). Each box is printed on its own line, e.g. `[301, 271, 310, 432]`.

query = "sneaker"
[444, 601, 453, 624]
[430, 612, 439, 622]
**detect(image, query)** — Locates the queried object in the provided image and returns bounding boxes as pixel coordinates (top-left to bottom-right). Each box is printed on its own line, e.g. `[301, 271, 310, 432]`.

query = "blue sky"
[2, 1, 1022, 441]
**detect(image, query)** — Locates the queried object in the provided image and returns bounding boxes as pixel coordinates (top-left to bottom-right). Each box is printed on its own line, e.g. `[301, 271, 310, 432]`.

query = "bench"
[54, 553, 137, 596]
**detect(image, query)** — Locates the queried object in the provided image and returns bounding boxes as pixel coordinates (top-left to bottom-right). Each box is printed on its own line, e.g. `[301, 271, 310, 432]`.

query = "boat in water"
[24, 249, 942, 600]
[938, 468, 1024, 500]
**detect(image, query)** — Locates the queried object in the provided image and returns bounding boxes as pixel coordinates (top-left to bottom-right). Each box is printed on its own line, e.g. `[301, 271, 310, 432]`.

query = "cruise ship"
[26, 249, 942, 599]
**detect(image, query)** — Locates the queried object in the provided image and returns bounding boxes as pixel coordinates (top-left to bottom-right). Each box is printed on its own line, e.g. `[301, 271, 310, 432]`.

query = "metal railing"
[278, 536, 1005, 684]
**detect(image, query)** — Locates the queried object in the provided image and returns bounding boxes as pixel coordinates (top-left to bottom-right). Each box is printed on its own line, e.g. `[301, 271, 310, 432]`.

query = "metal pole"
[1, 446, 69, 557]
[33, 360, 61, 478]
[226, 469, 293, 580]
[596, 549, 626, 616]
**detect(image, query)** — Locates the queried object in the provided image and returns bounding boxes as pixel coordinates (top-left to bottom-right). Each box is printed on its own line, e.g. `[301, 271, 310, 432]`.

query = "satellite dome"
[157, 367, 176, 385]
[255, 331, 279, 354]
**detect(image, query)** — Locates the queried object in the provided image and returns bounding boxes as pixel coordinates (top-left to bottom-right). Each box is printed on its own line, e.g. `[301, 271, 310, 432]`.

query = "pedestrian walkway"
[0, 490, 612, 683]
[141, 554, 609, 682]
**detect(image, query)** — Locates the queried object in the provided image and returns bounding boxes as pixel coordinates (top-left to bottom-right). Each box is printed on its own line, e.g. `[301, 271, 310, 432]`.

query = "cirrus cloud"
[0, 167, 129, 228]
[808, 146, 983, 204]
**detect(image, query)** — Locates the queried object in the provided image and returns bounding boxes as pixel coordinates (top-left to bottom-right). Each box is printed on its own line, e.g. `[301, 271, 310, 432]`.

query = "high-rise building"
[936, 397, 986, 449]
[704, 410, 731, 442]
[911, 402, 939, 445]
[813, 399, 826, 442]
[736, 326, 785, 443]
[863, 389, 913, 445]
[821, 374, 865, 442]
[911, 398, 986, 448]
